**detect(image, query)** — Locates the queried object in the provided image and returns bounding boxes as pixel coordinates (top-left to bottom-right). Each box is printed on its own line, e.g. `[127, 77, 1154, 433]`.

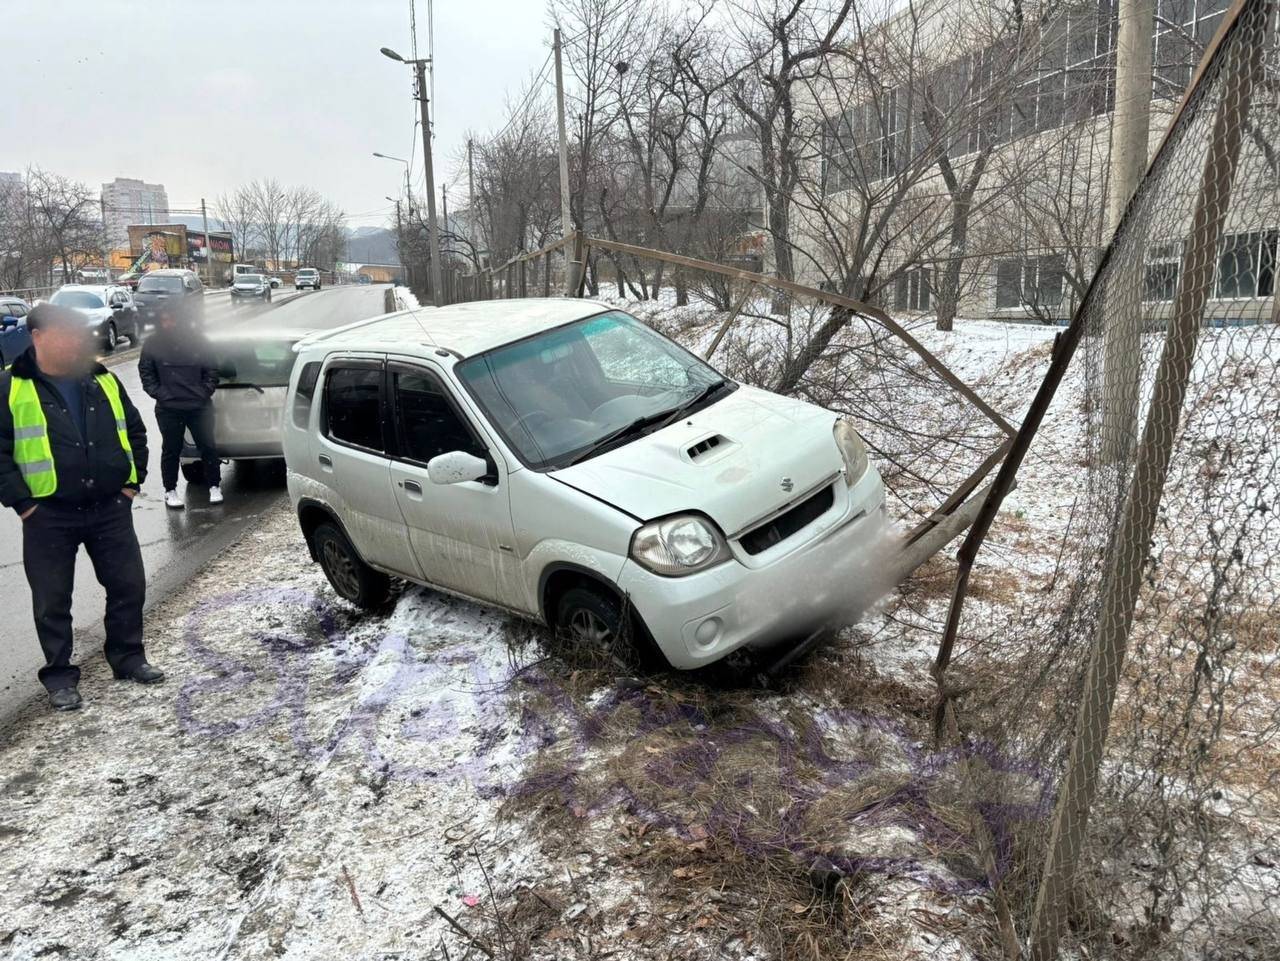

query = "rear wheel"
[313, 522, 390, 609]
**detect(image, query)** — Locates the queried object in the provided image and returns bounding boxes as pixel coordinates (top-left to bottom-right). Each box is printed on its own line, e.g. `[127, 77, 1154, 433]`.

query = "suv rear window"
[324, 366, 384, 451]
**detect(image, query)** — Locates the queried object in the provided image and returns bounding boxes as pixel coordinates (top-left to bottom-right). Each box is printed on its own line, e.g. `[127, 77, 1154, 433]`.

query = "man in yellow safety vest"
[0, 305, 159, 711]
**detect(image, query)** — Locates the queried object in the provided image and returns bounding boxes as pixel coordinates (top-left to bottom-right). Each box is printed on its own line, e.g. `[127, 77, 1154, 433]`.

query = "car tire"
[181, 461, 205, 484]
[555, 585, 661, 672]
[313, 522, 391, 609]
[103, 322, 118, 352]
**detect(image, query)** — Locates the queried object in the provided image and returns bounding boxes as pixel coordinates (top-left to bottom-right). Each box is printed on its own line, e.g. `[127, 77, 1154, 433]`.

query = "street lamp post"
[373, 152, 414, 215]
[381, 46, 443, 306]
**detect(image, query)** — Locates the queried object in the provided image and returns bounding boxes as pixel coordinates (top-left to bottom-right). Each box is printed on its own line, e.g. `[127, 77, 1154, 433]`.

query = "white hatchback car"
[283, 300, 886, 669]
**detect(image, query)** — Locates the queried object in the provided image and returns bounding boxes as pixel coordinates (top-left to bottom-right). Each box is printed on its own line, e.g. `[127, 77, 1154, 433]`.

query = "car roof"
[142, 268, 193, 276]
[298, 299, 613, 359]
[55, 284, 117, 294]
[206, 324, 317, 342]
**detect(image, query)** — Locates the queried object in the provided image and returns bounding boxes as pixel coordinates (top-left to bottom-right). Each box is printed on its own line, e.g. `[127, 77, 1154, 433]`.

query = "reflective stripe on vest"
[7, 372, 137, 497]
[8, 377, 56, 496]
[94, 373, 137, 485]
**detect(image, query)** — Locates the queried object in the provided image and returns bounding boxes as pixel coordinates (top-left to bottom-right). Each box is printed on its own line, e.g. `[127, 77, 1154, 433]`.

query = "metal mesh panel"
[942, 1, 1280, 956]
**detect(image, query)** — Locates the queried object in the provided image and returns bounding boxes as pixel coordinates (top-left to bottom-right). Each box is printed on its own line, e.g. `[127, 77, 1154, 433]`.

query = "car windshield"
[214, 339, 298, 387]
[138, 276, 183, 293]
[50, 290, 104, 309]
[456, 311, 730, 470]
[237, 274, 264, 284]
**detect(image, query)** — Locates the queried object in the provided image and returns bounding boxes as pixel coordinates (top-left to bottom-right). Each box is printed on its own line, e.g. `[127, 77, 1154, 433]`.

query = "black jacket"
[138, 327, 218, 410]
[0, 348, 149, 515]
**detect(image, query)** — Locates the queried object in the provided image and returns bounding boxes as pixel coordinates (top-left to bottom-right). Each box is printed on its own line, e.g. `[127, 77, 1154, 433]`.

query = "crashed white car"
[283, 300, 885, 669]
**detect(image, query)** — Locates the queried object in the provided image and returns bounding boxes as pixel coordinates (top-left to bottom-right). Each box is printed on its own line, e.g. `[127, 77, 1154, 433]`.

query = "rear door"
[315, 355, 420, 579]
[385, 359, 526, 610]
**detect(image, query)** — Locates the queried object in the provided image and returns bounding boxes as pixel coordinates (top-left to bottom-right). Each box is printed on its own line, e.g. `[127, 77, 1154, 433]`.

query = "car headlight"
[834, 419, 869, 486]
[630, 514, 730, 576]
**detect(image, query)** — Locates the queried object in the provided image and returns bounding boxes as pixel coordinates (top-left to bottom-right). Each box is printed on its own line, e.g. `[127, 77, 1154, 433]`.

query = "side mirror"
[427, 450, 489, 486]
[111, 302, 124, 311]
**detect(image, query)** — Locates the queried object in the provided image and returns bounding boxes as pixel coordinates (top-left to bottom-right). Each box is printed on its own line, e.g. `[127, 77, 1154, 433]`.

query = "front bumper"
[618, 468, 888, 670]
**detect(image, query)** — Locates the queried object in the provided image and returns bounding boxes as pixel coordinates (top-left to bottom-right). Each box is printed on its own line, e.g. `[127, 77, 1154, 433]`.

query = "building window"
[1144, 242, 1182, 302]
[1215, 230, 1277, 299]
[894, 268, 932, 311]
[1154, 0, 1231, 99]
[995, 255, 1065, 309]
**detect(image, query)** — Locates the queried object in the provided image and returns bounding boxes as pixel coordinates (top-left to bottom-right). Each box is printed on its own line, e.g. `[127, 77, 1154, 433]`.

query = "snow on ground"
[1, 299, 1275, 959]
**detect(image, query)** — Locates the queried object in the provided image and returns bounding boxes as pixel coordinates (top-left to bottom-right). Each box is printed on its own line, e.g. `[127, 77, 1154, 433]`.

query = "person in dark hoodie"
[138, 304, 222, 508]
[0, 304, 160, 712]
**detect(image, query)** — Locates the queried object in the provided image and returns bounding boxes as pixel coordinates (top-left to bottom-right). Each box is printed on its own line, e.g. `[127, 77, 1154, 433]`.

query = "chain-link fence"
[936, 0, 1280, 956]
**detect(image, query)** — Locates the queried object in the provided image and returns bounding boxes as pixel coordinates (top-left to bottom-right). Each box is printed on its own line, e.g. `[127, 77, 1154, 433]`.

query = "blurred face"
[31, 310, 94, 378]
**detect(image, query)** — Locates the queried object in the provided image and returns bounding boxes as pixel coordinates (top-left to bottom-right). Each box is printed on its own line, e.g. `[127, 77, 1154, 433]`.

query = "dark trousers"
[23, 496, 147, 692]
[156, 405, 220, 489]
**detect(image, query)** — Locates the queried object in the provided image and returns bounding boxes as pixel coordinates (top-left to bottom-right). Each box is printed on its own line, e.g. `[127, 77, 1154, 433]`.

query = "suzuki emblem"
[780, 477, 794, 493]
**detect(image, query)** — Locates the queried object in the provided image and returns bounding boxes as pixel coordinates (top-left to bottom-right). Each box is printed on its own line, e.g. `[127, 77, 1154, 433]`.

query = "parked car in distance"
[0, 296, 33, 367]
[267, 275, 282, 289]
[133, 268, 205, 330]
[283, 300, 886, 671]
[295, 268, 321, 291]
[178, 326, 309, 483]
[48, 284, 139, 351]
[230, 272, 272, 304]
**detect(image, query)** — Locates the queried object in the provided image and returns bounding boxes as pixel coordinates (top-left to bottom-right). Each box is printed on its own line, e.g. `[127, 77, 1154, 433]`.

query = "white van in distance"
[283, 300, 886, 669]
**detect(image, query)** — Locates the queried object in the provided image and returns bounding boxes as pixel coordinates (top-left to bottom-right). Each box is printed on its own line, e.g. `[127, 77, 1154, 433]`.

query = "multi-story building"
[101, 177, 170, 246]
[796, 0, 1269, 324]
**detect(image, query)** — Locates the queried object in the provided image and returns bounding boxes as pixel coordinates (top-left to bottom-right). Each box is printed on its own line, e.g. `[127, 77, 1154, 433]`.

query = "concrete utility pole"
[381, 46, 442, 306]
[415, 60, 444, 306]
[200, 198, 214, 288]
[554, 27, 580, 294]
[1100, 0, 1156, 463]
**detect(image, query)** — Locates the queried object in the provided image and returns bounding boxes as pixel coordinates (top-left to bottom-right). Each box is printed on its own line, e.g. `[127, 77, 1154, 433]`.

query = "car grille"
[739, 483, 835, 556]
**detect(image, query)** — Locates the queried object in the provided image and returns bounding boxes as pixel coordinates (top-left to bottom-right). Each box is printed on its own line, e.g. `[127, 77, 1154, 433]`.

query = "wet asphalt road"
[0, 284, 394, 724]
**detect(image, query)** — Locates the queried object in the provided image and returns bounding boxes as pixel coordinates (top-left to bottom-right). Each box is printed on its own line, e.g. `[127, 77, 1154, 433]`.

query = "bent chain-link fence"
[937, 0, 1280, 957]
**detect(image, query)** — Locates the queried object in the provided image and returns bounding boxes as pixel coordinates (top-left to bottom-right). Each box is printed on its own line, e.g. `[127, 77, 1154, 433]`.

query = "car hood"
[549, 385, 843, 534]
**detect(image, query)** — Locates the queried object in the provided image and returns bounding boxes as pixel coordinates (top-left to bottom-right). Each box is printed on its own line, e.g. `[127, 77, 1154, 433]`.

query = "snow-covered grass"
[1, 295, 1275, 960]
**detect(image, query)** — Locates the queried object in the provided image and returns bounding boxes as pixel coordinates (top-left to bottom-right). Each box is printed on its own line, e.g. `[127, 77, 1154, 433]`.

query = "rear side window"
[291, 361, 322, 429]
[324, 366, 384, 451]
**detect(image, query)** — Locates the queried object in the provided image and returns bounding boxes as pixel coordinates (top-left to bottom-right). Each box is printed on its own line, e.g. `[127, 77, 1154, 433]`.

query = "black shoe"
[49, 687, 83, 711]
[113, 662, 165, 685]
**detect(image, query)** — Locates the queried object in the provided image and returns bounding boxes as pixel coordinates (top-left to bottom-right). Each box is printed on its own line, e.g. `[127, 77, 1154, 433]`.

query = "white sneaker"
[208, 485, 224, 505]
[164, 489, 184, 510]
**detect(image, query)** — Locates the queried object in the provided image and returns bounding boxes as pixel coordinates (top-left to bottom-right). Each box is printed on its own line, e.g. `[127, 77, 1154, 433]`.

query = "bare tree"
[25, 168, 100, 285]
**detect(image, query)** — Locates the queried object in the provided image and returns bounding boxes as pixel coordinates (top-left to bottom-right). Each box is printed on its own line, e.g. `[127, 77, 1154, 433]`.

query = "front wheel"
[103, 322, 118, 352]
[554, 586, 661, 672]
[313, 522, 390, 609]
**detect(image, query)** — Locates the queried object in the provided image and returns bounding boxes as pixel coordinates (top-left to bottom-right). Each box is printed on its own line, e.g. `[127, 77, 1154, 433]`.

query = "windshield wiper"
[561, 410, 674, 467]
[657, 378, 729, 428]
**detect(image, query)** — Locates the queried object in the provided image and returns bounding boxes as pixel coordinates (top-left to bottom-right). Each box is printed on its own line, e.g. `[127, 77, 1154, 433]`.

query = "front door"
[385, 361, 526, 611]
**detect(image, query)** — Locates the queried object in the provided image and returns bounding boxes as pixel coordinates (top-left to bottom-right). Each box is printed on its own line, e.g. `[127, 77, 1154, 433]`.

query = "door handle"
[318, 453, 332, 467]
[402, 479, 422, 494]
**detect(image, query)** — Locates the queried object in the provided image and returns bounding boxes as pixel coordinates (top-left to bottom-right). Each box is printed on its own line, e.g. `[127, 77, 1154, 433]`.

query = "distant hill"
[344, 227, 400, 265]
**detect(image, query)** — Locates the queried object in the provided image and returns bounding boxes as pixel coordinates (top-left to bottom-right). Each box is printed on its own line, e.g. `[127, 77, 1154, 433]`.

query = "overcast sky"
[3, 0, 549, 229]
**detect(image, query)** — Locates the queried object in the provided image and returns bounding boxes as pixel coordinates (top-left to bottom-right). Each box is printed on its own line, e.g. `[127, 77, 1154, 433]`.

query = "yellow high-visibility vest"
[8, 373, 137, 497]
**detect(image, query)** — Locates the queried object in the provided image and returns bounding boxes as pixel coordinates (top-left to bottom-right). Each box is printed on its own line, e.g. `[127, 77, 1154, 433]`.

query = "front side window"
[324, 365, 384, 451]
[457, 311, 730, 470]
[393, 370, 485, 465]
